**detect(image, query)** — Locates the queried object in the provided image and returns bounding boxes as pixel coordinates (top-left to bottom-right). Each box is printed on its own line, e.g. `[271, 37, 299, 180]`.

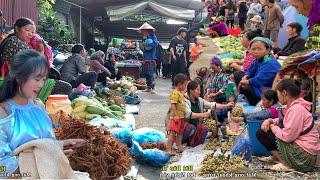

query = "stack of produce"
[231, 105, 244, 117]
[140, 142, 167, 151]
[95, 86, 125, 107]
[133, 79, 147, 90]
[203, 118, 217, 138]
[71, 96, 126, 120]
[216, 36, 244, 59]
[204, 138, 220, 151]
[221, 139, 234, 153]
[54, 111, 132, 180]
[199, 155, 247, 175]
[106, 76, 137, 96]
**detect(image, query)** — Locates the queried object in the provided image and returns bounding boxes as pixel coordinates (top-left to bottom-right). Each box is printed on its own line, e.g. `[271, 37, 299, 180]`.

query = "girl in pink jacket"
[257, 79, 320, 172]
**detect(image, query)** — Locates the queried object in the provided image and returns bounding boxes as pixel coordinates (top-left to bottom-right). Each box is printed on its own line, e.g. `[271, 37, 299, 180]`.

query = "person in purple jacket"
[238, 37, 281, 106]
[209, 16, 229, 37]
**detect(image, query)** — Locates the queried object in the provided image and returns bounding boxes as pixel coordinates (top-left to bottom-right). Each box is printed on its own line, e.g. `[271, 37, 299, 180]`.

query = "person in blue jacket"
[139, 22, 159, 94]
[238, 37, 281, 105]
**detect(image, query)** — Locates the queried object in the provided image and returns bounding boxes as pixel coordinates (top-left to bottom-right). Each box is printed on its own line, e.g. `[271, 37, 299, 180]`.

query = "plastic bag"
[231, 133, 252, 161]
[131, 128, 166, 145]
[130, 141, 170, 167]
[111, 128, 133, 146]
[89, 117, 135, 130]
[124, 95, 141, 105]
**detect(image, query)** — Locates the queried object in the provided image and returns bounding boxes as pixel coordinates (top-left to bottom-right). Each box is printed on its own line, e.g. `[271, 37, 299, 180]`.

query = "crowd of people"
[0, 0, 319, 176]
[164, 0, 320, 173]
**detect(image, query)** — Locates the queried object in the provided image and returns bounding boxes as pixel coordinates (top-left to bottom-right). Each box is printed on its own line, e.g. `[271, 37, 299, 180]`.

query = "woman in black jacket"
[274, 22, 306, 58]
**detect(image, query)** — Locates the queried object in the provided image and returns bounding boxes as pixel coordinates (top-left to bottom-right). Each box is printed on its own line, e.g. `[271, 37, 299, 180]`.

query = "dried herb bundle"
[140, 142, 167, 151]
[54, 111, 132, 180]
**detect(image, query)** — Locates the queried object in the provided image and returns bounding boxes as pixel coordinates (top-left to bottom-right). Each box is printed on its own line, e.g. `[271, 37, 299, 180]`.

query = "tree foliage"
[37, 0, 75, 47]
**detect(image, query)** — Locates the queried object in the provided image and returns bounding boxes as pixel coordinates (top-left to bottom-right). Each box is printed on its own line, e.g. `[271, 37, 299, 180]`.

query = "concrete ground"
[134, 77, 171, 180]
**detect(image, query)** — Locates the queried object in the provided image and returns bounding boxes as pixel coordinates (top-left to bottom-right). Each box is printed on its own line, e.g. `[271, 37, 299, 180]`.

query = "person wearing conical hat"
[139, 22, 158, 94]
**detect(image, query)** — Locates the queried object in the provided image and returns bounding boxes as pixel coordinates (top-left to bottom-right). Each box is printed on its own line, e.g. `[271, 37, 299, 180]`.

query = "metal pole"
[80, 7, 82, 43]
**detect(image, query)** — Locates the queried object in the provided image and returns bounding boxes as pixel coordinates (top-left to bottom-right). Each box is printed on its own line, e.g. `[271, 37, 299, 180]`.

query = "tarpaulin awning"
[106, 1, 196, 21]
[298, 52, 320, 75]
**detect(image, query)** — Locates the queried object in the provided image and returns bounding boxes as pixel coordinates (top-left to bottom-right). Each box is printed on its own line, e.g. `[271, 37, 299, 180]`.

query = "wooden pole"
[312, 67, 317, 115]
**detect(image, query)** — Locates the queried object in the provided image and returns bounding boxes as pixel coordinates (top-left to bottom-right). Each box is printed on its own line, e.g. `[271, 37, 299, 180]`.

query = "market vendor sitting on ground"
[0, 49, 85, 177]
[208, 16, 229, 37]
[237, 37, 281, 106]
[257, 79, 320, 172]
[104, 53, 120, 80]
[139, 22, 158, 94]
[89, 50, 111, 86]
[228, 29, 263, 72]
[184, 80, 234, 147]
[274, 22, 306, 58]
[205, 57, 229, 123]
[60, 44, 97, 88]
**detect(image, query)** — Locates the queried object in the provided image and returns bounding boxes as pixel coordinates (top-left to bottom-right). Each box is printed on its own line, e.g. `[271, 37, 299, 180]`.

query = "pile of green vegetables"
[217, 36, 244, 59]
[71, 96, 126, 121]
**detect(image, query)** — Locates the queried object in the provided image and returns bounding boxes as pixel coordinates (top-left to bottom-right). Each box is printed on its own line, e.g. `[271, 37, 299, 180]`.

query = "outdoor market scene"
[0, 0, 320, 179]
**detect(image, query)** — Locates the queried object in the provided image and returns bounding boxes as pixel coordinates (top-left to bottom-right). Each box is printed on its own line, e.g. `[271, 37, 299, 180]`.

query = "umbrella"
[277, 6, 309, 49]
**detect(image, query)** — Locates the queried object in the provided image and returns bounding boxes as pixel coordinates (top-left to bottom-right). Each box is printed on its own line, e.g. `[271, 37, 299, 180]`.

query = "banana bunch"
[71, 96, 126, 121]
[199, 155, 247, 175]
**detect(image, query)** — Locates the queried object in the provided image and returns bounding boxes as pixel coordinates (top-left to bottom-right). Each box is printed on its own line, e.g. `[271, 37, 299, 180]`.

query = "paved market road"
[134, 77, 171, 180]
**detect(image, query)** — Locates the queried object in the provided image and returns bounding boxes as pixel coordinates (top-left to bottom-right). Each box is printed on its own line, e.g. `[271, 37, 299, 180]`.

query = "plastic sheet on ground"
[89, 115, 136, 130]
[164, 144, 214, 175]
[126, 104, 140, 114]
[131, 141, 170, 167]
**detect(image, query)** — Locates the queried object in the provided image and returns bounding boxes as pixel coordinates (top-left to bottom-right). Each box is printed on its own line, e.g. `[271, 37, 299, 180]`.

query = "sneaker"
[150, 89, 156, 94]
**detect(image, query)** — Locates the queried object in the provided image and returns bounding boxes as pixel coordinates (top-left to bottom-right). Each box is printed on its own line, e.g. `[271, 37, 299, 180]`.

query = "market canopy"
[106, 1, 196, 21]
[64, 0, 204, 21]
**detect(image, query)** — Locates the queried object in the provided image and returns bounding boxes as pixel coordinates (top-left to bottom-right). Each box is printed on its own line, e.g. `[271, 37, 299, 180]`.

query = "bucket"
[247, 120, 270, 156]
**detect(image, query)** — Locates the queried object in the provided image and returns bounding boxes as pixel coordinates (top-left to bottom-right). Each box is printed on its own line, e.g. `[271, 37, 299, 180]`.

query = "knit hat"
[249, 37, 273, 49]
[210, 56, 222, 66]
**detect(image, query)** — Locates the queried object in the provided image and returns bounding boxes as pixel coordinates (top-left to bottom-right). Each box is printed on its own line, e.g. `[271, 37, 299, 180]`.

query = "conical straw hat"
[138, 22, 155, 30]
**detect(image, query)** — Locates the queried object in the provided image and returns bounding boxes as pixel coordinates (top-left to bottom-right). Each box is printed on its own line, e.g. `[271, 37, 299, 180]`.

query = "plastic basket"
[247, 120, 270, 156]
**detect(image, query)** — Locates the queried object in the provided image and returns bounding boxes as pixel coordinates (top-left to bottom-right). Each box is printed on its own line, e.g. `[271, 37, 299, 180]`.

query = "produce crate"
[118, 66, 141, 79]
